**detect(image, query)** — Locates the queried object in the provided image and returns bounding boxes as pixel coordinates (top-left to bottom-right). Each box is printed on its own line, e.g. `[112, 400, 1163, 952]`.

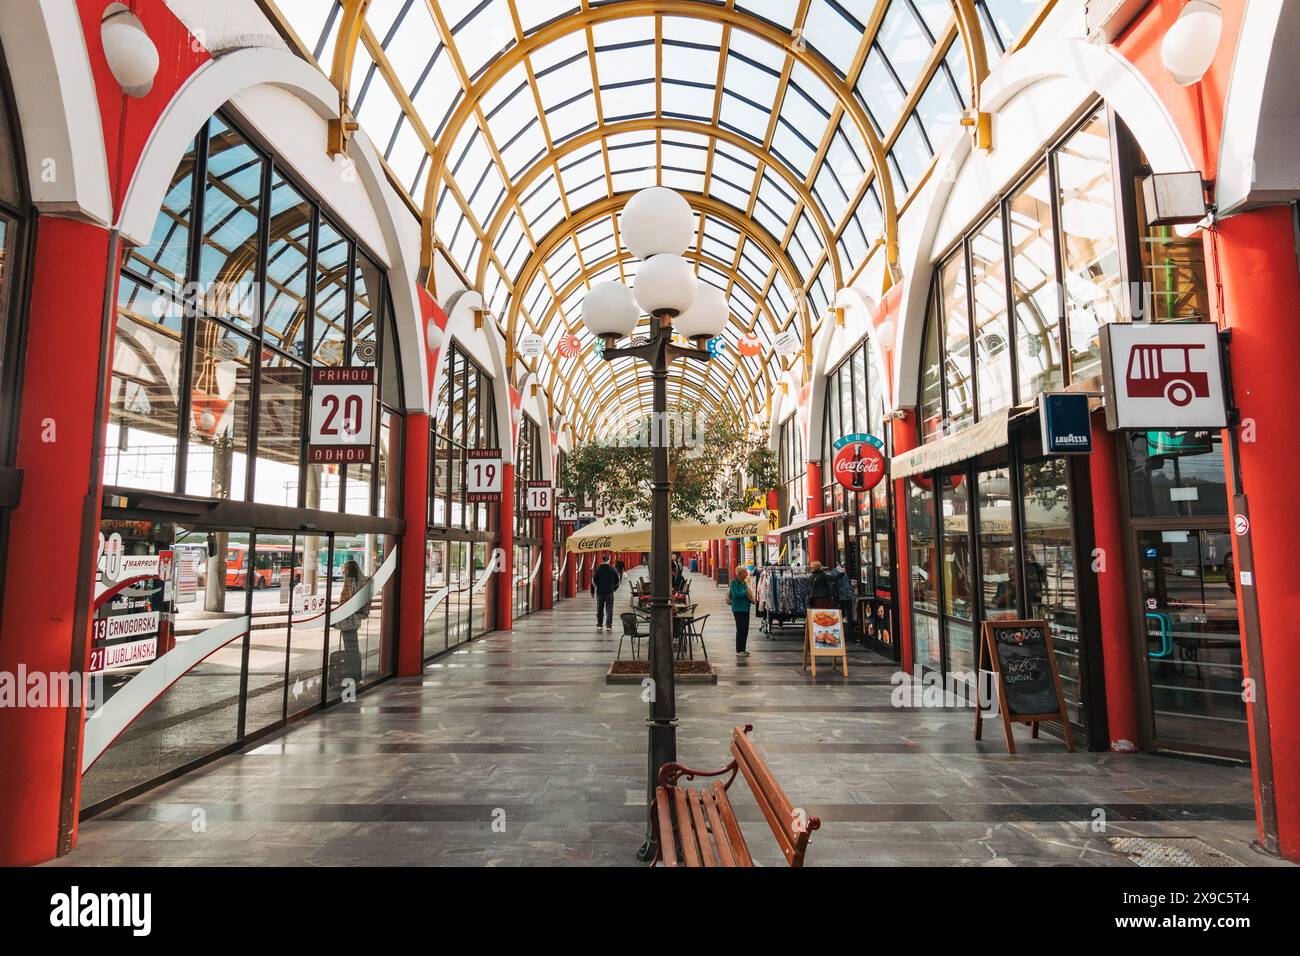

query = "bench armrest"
[657, 759, 739, 791]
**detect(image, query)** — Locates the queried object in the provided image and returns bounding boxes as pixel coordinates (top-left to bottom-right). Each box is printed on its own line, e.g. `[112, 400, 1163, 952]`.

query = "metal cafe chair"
[619, 612, 649, 661]
[673, 612, 710, 661]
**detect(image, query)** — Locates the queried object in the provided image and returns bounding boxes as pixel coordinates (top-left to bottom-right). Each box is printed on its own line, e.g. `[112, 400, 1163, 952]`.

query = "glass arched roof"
[267, 0, 1046, 437]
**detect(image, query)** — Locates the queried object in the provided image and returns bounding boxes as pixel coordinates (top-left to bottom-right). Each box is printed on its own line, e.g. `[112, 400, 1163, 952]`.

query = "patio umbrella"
[564, 512, 765, 552]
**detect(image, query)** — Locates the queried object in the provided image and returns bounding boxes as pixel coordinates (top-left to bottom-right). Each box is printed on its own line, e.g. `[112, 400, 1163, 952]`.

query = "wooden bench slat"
[654, 786, 678, 867]
[709, 779, 754, 867]
[671, 786, 702, 867]
[687, 789, 717, 867]
[701, 783, 740, 867]
[732, 730, 804, 865]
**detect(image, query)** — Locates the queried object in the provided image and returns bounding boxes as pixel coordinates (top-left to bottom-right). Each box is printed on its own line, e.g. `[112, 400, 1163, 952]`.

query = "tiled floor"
[52, 570, 1291, 867]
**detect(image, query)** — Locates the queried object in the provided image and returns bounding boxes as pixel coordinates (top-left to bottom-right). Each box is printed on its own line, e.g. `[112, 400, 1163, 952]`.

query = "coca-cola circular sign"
[831, 433, 886, 492]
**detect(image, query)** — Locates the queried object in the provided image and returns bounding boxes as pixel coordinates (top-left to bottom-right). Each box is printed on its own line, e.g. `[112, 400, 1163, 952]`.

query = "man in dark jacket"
[592, 554, 621, 631]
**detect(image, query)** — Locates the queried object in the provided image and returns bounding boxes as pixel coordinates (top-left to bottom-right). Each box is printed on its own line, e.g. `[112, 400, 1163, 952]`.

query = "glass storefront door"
[1137, 529, 1248, 757]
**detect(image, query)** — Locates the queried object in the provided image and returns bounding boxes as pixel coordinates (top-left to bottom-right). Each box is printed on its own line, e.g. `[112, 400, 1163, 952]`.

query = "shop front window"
[1125, 430, 1228, 519]
[1022, 457, 1082, 725]
[907, 478, 940, 670]
[1009, 168, 1063, 396]
[940, 471, 975, 675]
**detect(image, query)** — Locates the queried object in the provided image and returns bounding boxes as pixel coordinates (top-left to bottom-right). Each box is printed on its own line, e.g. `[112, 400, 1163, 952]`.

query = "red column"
[891, 415, 915, 675]
[563, 534, 576, 598]
[1087, 422, 1138, 750]
[496, 463, 515, 631]
[0, 220, 117, 866]
[397, 414, 429, 676]
[1215, 206, 1300, 862]
[806, 461, 824, 563]
[539, 513, 555, 610]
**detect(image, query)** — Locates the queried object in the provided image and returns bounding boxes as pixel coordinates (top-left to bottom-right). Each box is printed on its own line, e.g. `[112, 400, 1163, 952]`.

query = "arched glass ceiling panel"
[270, 0, 1049, 434]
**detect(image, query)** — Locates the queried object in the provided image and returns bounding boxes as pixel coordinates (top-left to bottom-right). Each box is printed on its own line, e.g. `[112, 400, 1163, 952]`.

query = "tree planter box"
[606, 660, 717, 684]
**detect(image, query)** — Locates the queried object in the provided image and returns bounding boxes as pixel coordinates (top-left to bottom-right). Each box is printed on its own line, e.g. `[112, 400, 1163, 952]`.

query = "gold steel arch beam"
[506, 192, 806, 377]
[418, 2, 902, 287]
[948, 0, 992, 147]
[534, 248, 779, 422]
[326, 0, 372, 156]
[473, 117, 843, 300]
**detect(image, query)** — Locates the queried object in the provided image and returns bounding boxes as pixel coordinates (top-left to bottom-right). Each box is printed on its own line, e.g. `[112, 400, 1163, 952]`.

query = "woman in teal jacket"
[728, 567, 755, 657]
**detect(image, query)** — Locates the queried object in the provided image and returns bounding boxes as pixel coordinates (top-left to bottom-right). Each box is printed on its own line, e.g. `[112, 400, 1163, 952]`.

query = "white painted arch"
[890, 36, 1198, 411]
[115, 46, 430, 411]
[0, 0, 112, 225]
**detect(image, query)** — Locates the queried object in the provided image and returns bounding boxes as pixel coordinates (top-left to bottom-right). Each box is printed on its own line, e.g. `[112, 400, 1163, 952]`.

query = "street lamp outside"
[579, 186, 728, 861]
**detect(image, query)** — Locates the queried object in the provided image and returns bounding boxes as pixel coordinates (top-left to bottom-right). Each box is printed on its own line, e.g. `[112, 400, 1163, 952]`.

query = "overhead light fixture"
[1141, 171, 1210, 226]
[674, 282, 728, 348]
[618, 186, 696, 260]
[426, 319, 443, 352]
[580, 281, 639, 349]
[101, 4, 160, 98]
[632, 254, 698, 321]
[1160, 0, 1222, 87]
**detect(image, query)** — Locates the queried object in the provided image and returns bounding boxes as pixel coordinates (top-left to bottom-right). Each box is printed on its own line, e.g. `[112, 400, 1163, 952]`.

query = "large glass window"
[918, 107, 1125, 441]
[430, 342, 499, 530]
[105, 112, 402, 510]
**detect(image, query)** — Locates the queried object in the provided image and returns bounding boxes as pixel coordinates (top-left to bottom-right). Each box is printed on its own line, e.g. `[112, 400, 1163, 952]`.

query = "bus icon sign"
[1101, 323, 1227, 430]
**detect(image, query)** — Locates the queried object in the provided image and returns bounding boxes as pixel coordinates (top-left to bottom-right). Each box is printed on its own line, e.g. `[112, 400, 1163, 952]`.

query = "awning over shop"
[890, 408, 1011, 479]
[564, 512, 765, 552]
[772, 510, 845, 537]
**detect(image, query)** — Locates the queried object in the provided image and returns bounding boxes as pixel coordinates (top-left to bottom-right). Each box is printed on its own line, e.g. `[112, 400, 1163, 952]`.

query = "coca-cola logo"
[831, 438, 886, 492]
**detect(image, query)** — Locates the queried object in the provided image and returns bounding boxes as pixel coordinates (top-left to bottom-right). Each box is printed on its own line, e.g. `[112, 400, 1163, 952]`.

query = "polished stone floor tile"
[54, 569, 1293, 868]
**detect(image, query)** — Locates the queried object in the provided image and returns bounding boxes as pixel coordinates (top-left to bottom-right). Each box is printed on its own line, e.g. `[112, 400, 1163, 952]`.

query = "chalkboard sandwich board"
[974, 620, 1075, 754]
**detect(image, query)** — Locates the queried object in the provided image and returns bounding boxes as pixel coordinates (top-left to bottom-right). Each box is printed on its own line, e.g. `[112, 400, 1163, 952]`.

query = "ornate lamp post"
[579, 186, 728, 860]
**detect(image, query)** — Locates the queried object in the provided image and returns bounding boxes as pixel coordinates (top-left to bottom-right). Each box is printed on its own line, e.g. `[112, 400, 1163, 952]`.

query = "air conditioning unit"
[1084, 0, 1152, 43]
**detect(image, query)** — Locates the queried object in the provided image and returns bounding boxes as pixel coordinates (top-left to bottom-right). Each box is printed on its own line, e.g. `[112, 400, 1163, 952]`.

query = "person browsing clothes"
[808, 560, 843, 609]
[591, 554, 621, 631]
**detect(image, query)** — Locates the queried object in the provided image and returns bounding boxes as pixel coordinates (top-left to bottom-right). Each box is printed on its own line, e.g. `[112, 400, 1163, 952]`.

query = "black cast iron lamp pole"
[579, 186, 729, 861]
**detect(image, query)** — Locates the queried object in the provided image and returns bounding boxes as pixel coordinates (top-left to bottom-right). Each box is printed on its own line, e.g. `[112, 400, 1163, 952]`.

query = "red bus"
[225, 543, 300, 589]
[1126, 343, 1209, 407]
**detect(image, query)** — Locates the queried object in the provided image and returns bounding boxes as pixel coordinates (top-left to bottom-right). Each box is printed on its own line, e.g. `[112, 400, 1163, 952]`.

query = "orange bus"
[225, 543, 300, 589]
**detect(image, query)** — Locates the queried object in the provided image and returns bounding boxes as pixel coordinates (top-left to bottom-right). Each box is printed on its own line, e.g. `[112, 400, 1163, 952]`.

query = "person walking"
[728, 566, 755, 657]
[591, 553, 620, 632]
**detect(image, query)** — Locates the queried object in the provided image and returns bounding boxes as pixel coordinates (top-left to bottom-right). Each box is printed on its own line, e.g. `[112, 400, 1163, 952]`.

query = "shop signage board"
[465, 449, 503, 502]
[1038, 393, 1093, 454]
[1100, 322, 1227, 430]
[519, 333, 544, 357]
[831, 433, 886, 492]
[526, 480, 553, 514]
[975, 620, 1075, 754]
[309, 367, 376, 463]
[802, 607, 848, 676]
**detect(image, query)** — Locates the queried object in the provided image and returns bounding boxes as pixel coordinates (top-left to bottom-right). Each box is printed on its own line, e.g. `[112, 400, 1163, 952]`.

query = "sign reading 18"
[319, 393, 365, 437]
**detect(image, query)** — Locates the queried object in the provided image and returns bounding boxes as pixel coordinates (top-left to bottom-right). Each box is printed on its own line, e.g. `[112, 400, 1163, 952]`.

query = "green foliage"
[560, 405, 777, 526]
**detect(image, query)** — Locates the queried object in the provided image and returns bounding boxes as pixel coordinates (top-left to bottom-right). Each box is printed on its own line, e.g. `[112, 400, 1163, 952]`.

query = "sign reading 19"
[470, 460, 497, 489]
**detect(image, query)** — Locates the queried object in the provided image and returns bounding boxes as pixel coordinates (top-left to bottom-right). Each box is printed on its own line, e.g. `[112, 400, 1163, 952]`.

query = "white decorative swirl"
[83, 551, 398, 773]
[527, 553, 543, 584]
[471, 549, 500, 595]
[82, 615, 250, 772]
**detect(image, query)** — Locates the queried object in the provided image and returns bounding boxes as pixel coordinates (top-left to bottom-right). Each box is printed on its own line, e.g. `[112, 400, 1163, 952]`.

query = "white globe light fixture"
[426, 319, 443, 352]
[633, 254, 698, 322]
[620, 186, 695, 259]
[580, 280, 639, 349]
[674, 282, 728, 347]
[1160, 0, 1222, 87]
[101, 5, 160, 98]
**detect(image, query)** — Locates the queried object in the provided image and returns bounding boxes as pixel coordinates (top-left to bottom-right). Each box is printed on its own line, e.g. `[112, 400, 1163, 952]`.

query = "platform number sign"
[557, 496, 578, 523]
[466, 449, 504, 502]
[309, 367, 376, 463]
[527, 480, 553, 514]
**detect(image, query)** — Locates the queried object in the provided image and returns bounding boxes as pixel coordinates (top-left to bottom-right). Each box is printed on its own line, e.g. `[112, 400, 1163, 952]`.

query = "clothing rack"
[755, 565, 809, 637]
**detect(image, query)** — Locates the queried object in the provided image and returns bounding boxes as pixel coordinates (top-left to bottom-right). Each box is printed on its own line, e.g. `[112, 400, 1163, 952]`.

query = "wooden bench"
[651, 724, 820, 867]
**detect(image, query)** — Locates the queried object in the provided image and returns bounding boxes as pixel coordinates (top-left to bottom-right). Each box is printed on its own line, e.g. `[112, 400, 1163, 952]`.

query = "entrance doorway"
[1135, 528, 1248, 757]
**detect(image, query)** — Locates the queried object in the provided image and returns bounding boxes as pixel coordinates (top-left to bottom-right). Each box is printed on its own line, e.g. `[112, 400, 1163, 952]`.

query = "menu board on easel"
[975, 620, 1074, 754]
[802, 607, 848, 676]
